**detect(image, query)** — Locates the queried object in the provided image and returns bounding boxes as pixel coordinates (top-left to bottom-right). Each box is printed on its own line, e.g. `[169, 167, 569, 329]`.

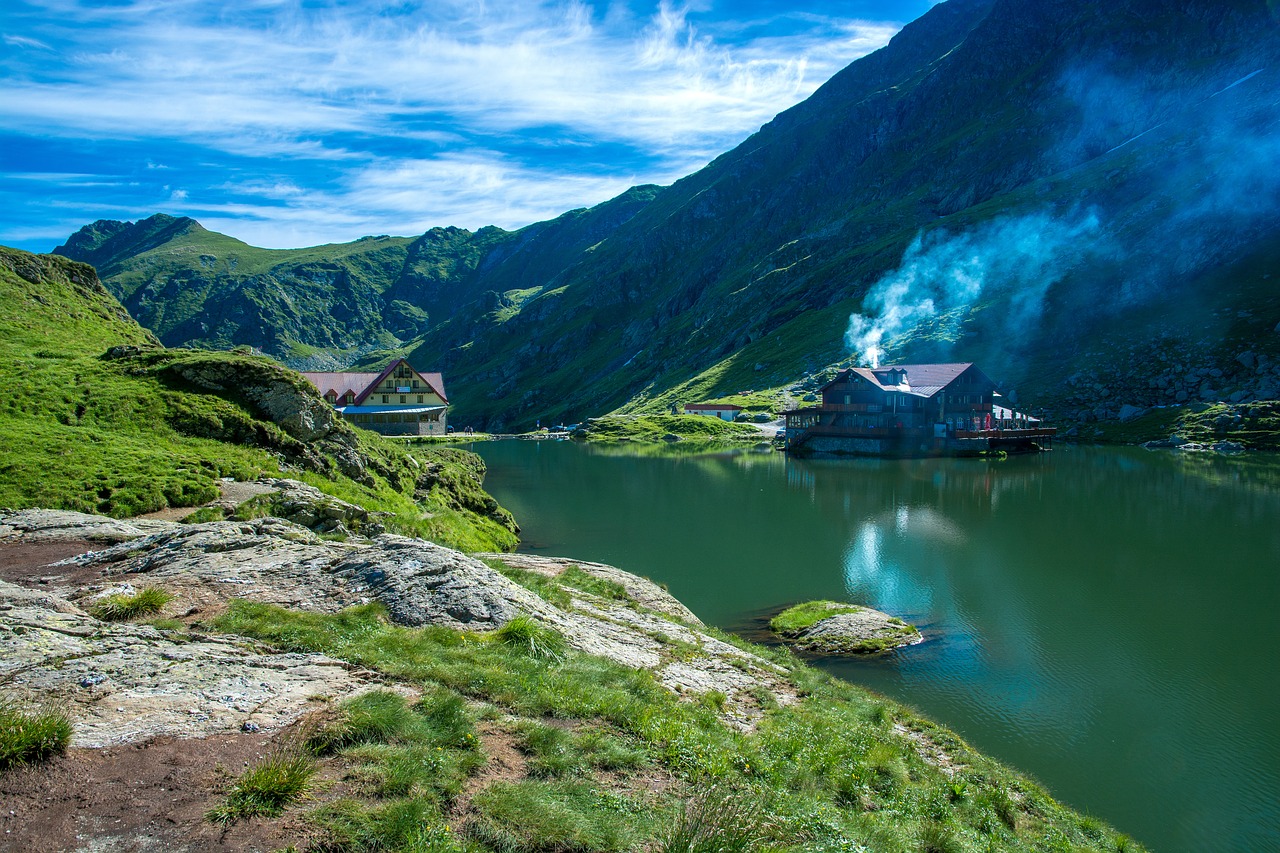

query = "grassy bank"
[1088, 401, 1280, 450]
[577, 414, 765, 443]
[211, 575, 1141, 852]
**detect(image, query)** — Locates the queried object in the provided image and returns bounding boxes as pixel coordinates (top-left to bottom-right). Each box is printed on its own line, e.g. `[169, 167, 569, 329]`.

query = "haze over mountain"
[55, 0, 1280, 430]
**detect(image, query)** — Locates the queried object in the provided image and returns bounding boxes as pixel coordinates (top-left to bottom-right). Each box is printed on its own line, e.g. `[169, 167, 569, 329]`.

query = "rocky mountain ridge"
[52, 0, 1280, 432]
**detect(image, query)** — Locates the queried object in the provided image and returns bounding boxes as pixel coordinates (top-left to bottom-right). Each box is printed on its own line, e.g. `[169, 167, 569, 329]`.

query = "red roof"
[301, 371, 379, 399]
[685, 403, 743, 411]
[302, 359, 447, 405]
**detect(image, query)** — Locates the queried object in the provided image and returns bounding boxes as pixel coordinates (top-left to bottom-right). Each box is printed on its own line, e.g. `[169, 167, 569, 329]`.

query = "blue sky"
[1, 1, 935, 252]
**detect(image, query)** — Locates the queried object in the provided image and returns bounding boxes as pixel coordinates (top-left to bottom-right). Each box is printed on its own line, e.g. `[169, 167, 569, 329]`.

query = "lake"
[472, 440, 1280, 852]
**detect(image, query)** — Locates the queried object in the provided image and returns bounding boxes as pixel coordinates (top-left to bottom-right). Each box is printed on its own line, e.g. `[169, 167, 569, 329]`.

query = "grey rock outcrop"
[164, 357, 338, 443]
[483, 553, 702, 625]
[0, 509, 178, 544]
[257, 477, 383, 534]
[0, 580, 379, 747]
[331, 536, 554, 629]
[3, 509, 799, 733]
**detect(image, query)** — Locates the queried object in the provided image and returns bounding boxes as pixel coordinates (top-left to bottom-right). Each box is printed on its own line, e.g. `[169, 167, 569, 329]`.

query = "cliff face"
[55, 0, 1280, 429]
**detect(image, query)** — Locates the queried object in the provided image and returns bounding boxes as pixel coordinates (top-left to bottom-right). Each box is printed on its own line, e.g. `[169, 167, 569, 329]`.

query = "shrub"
[0, 700, 73, 768]
[88, 586, 174, 621]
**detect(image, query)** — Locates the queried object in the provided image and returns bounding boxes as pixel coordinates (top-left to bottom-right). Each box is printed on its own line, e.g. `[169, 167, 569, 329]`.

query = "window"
[382, 395, 388, 404]
[400, 395, 406, 404]
[417, 395, 423, 403]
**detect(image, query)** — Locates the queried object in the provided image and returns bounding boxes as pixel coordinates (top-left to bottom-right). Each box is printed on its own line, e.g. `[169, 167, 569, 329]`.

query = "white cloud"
[4, 1, 895, 155]
[2, 0, 903, 247]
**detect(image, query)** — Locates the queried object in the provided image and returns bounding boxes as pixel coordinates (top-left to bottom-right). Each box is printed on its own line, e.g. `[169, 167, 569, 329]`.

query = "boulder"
[772, 601, 923, 655]
[330, 535, 554, 629]
[1118, 404, 1146, 422]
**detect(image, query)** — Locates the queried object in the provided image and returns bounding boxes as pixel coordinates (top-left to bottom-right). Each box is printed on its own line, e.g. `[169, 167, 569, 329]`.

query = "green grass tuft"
[88, 586, 175, 621]
[655, 785, 775, 853]
[467, 779, 647, 852]
[769, 601, 862, 635]
[206, 750, 316, 824]
[492, 615, 567, 662]
[0, 700, 73, 769]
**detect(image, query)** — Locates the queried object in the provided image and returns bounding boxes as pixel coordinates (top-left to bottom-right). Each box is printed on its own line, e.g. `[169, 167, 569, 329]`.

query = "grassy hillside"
[0, 247, 516, 552]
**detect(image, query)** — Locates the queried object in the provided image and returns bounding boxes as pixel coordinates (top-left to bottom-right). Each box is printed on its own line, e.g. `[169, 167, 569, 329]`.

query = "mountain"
[56, 0, 1280, 431]
[55, 185, 660, 372]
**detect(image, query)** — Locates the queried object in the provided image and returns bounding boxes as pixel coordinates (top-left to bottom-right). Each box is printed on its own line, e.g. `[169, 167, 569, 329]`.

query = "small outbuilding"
[683, 402, 744, 422]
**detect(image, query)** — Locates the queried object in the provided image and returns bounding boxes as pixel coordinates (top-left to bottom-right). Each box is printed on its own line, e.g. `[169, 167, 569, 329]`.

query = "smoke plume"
[844, 211, 1102, 367]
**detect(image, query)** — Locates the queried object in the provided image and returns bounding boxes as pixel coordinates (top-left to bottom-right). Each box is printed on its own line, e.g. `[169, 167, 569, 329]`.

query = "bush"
[0, 700, 73, 768]
[88, 587, 174, 621]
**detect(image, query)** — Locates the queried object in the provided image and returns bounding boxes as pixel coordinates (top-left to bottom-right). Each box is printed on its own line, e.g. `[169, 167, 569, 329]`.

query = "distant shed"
[684, 403, 744, 422]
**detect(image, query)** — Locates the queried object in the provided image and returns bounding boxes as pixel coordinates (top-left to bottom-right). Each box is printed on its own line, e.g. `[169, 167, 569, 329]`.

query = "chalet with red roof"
[302, 359, 448, 436]
[784, 362, 1053, 457]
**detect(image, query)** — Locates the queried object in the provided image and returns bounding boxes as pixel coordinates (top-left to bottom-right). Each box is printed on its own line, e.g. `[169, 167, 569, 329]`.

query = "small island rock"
[771, 600, 923, 654]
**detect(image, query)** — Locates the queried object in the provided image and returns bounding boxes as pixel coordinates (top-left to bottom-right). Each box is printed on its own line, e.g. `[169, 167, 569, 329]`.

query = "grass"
[0, 700, 73, 769]
[467, 779, 648, 852]
[655, 785, 775, 853]
[88, 586, 174, 621]
[493, 615, 567, 662]
[576, 415, 763, 443]
[0, 247, 518, 553]
[211, 599, 1143, 852]
[207, 750, 317, 824]
[769, 601, 863, 635]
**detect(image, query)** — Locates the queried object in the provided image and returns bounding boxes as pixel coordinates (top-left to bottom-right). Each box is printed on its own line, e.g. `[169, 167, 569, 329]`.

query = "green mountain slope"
[56, 186, 660, 372]
[56, 0, 1280, 432]
[0, 246, 516, 551]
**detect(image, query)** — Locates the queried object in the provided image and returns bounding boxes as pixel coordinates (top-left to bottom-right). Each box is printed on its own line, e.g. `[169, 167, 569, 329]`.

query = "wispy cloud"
[1, 0, 905, 249]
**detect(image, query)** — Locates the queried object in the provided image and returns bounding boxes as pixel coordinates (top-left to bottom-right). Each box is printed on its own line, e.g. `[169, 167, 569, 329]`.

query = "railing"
[954, 428, 1057, 438]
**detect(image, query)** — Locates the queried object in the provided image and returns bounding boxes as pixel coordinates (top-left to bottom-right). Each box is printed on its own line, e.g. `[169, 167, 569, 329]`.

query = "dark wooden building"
[784, 363, 1053, 456]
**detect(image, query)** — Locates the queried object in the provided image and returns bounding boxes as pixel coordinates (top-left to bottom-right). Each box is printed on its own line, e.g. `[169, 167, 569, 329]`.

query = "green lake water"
[472, 440, 1280, 852]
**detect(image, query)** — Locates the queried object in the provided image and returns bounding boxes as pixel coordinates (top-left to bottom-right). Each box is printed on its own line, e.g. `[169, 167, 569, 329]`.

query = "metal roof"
[823, 363, 992, 398]
[336, 405, 447, 415]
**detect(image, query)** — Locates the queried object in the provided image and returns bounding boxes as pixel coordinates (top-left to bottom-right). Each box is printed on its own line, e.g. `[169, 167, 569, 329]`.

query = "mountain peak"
[54, 214, 201, 274]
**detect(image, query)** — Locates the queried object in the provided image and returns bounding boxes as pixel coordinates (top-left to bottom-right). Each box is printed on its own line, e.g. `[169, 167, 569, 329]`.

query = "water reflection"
[475, 441, 1280, 852]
